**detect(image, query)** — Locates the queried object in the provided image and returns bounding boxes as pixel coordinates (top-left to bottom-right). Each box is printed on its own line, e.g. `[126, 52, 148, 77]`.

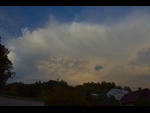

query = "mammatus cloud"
[6, 10, 150, 90]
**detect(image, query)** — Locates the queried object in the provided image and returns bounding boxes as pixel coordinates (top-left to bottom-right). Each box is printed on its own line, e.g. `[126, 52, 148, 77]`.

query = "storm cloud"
[6, 10, 150, 90]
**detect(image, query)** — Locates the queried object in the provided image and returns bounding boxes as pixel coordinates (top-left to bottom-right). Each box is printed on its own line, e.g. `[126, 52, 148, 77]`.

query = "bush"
[45, 86, 90, 106]
[9, 86, 18, 96]
[109, 95, 120, 106]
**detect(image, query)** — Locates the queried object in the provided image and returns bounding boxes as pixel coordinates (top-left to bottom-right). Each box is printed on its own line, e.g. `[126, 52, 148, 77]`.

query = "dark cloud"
[128, 47, 150, 67]
[94, 65, 103, 71]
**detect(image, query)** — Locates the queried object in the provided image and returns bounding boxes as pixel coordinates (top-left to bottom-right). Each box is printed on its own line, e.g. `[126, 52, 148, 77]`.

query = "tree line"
[2, 79, 132, 106]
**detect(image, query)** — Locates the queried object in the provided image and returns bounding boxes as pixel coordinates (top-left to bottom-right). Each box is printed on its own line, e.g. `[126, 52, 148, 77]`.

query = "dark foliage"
[0, 40, 15, 92]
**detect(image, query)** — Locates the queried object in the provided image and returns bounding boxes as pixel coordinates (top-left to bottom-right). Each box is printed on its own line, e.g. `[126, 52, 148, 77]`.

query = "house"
[120, 88, 150, 106]
[107, 88, 129, 101]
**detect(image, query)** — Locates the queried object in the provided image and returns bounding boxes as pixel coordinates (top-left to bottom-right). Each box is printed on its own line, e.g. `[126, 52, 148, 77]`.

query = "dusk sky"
[1, 6, 150, 90]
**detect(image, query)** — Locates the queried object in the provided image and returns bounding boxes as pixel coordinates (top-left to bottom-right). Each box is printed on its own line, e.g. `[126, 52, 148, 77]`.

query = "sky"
[1, 6, 150, 90]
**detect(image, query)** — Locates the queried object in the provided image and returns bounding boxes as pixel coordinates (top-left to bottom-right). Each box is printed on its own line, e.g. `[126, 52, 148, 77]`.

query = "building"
[107, 88, 129, 101]
[120, 88, 150, 106]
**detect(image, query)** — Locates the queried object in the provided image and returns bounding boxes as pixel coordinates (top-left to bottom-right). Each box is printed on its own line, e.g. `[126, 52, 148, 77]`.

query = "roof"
[107, 88, 129, 100]
[107, 88, 129, 95]
[120, 88, 150, 105]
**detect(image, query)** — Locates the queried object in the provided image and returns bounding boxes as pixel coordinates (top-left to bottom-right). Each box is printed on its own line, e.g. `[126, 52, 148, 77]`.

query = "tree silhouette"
[0, 38, 16, 92]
